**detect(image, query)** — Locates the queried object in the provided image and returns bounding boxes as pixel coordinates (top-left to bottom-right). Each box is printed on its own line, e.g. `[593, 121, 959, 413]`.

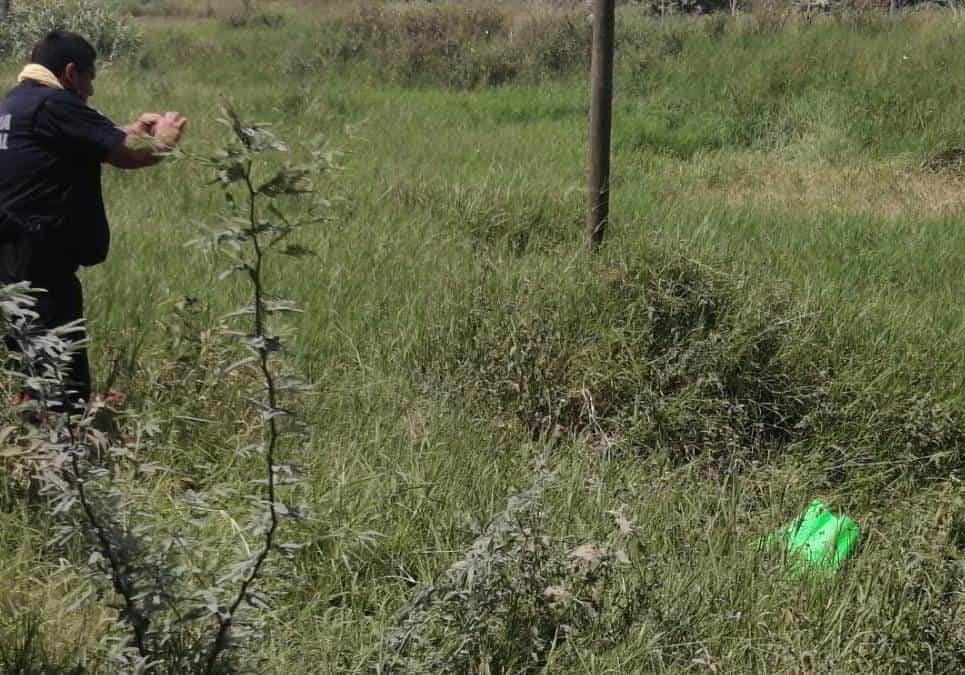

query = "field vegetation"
[0, 0, 963, 672]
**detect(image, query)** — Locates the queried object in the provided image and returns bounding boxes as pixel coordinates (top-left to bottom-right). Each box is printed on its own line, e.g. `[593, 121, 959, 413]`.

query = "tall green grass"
[0, 4, 962, 672]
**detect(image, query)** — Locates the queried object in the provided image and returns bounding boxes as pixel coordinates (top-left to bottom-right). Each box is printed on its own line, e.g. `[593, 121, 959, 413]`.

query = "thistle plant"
[0, 106, 333, 673]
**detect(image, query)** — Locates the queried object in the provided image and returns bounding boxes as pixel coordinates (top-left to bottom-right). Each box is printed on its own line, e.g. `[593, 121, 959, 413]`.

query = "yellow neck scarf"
[17, 64, 63, 89]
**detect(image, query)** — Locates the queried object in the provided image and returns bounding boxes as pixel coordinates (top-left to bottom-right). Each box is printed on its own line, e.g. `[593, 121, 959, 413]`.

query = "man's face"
[62, 62, 95, 103]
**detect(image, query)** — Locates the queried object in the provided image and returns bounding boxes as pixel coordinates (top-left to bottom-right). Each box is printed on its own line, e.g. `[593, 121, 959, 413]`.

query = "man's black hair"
[29, 31, 97, 77]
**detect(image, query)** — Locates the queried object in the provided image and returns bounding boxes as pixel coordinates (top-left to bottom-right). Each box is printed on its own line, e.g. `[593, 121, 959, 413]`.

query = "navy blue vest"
[0, 81, 111, 283]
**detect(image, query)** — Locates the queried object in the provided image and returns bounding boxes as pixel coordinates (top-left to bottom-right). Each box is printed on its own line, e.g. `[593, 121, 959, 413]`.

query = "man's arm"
[106, 138, 162, 170]
[106, 112, 187, 170]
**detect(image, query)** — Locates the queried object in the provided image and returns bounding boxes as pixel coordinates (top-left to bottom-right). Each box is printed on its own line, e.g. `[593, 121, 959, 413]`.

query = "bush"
[0, 0, 142, 62]
[343, 2, 509, 87]
[123, 0, 258, 20]
[509, 10, 591, 81]
[325, 2, 589, 89]
[379, 470, 633, 673]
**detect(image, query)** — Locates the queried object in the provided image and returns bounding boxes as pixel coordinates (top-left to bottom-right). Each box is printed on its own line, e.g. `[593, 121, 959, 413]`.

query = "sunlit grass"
[1, 4, 962, 672]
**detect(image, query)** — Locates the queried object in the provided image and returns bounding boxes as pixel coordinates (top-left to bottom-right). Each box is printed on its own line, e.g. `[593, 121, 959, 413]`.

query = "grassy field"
[1, 2, 963, 672]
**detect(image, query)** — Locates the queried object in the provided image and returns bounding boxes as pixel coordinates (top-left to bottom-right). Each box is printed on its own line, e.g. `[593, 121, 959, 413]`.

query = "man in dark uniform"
[0, 30, 186, 408]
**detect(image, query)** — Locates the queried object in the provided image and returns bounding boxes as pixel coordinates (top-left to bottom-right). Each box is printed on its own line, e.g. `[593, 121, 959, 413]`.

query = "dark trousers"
[4, 274, 91, 406]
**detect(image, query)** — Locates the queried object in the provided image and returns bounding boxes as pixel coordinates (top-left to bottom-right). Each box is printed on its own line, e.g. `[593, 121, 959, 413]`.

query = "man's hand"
[109, 111, 188, 170]
[124, 112, 163, 137]
[153, 111, 188, 149]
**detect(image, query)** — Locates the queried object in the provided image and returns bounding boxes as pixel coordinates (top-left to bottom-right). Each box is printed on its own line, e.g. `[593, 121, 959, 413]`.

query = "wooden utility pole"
[586, 0, 616, 251]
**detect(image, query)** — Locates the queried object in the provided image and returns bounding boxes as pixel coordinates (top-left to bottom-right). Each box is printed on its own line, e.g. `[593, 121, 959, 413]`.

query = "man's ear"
[60, 62, 77, 88]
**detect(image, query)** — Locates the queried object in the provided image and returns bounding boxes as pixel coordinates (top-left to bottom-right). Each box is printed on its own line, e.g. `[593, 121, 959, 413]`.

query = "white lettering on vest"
[0, 133, 7, 150]
[0, 114, 10, 131]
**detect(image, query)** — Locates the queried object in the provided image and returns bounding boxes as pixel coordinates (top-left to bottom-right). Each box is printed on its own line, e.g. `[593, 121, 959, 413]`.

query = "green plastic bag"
[764, 499, 860, 574]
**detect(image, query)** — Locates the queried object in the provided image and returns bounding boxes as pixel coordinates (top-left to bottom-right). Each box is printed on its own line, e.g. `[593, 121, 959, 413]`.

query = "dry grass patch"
[654, 154, 965, 220]
[0, 564, 113, 666]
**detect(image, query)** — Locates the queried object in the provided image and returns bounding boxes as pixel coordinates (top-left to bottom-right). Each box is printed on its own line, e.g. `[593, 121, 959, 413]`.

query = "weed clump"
[0, 614, 88, 674]
[428, 251, 965, 480]
[921, 147, 965, 175]
[429, 255, 826, 462]
[379, 470, 632, 673]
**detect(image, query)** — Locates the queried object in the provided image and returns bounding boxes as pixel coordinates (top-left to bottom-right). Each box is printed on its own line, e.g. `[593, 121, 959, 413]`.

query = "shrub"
[326, 2, 589, 88]
[509, 10, 591, 81]
[0, 0, 142, 62]
[357, 2, 509, 87]
[122, 0, 271, 21]
[378, 469, 633, 673]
